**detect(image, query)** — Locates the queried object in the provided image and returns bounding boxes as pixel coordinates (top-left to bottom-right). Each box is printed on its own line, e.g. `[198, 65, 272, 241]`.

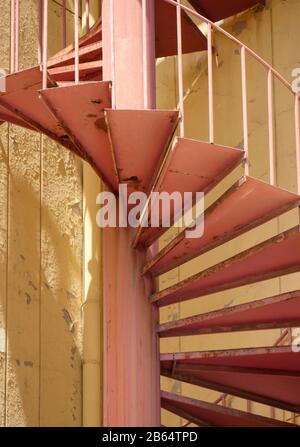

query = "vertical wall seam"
[38, 132, 43, 427]
[4, 122, 10, 427]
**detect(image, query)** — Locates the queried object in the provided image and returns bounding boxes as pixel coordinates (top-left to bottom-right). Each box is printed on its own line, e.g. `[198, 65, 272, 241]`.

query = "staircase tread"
[48, 60, 103, 82]
[133, 137, 244, 249]
[161, 346, 300, 413]
[105, 109, 180, 196]
[40, 81, 117, 191]
[151, 225, 300, 307]
[0, 66, 77, 149]
[47, 41, 102, 69]
[158, 289, 300, 337]
[144, 176, 300, 276]
[161, 391, 294, 427]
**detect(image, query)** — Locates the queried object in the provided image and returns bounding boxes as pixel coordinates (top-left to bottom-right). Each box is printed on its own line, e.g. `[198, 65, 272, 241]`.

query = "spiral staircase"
[1, 0, 300, 427]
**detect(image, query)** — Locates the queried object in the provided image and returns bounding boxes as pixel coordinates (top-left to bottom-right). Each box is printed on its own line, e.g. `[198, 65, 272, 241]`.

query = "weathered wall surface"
[158, 0, 300, 426]
[0, 0, 101, 427]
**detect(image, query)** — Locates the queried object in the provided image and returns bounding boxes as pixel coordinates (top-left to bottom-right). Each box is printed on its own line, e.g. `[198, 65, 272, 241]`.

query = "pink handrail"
[163, 0, 296, 94]
[10, 0, 19, 73]
[161, 0, 300, 187]
[74, 0, 80, 83]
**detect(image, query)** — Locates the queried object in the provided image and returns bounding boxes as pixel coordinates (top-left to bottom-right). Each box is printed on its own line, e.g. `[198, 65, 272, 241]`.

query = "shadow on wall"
[0, 124, 85, 427]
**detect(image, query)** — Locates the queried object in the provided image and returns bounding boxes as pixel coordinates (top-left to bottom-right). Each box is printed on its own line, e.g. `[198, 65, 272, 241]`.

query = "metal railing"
[147, 0, 300, 195]
[10, 1, 93, 86]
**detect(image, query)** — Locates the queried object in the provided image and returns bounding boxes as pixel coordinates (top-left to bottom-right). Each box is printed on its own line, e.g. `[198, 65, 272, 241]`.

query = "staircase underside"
[161, 346, 300, 413]
[189, 0, 265, 22]
[161, 391, 295, 427]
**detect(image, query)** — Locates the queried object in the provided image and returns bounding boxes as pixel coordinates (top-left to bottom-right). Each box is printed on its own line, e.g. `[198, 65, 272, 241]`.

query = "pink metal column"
[101, 0, 160, 427]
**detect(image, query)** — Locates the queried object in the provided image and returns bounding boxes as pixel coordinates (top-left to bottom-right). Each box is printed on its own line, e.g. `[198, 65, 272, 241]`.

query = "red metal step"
[40, 81, 117, 191]
[151, 225, 300, 307]
[144, 177, 300, 276]
[0, 105, 36, 131]
[48, 61, 103, 82]
[158, 290, 300, 337]
[161, 346, 300, 413]
[133, 138, 244, 249]
[105, 109, 180, 195]
[161, 391, 294, 427]
[47, 42, 102, 69]
[0, 66, 78, 152]
[189, 0, 265, 22]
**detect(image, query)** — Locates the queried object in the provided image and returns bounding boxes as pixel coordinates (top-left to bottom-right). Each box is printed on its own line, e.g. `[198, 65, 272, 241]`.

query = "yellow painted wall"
[158, 0, 300, 426]
[0, 0, 101, 427]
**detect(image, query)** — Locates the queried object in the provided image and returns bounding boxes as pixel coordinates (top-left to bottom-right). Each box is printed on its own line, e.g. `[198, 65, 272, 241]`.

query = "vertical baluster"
[42, 0, 48, 89]
[10, 0, 15, 73]
[268, 69, 276, 185]
[109, 0, 116, 108]
[295, 95, 300, 195]
[241, 46, 249, 176]
[207, 23, 214, 144]
[62, 0, 67, 48]
[142, 0, 148, 109]
[15, 0, 19, 72]
[74, 0, 80, 83]
[176, 0, 184, 137]
[247, 400, 252, 414]
[38, 0, 43, 65]
[85, 0, 90, 33]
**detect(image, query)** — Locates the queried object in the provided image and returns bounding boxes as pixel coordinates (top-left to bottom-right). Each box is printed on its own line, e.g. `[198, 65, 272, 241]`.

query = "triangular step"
[161, 391, 294, 427]
[0, 66, 77, 152]
[0, 105, 36, 131]
[133, 138, 244, 249]
[144, 177, 300, 276]
[161, 346, 300, 413]
[48, 61, 103, 82]
[40, 81, 117, 191]
[158, 289, 300, 337]
[155, 0, 207, 57]
[47, 41, 102, 69]
[151, 225, 300, 307]
[189, 0, 265, 22]
[105, 109, 180, 195]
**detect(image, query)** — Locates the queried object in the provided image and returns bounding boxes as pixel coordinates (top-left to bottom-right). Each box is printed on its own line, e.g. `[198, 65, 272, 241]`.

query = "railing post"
[176, 0, 184, 137]
[295, 95, 300, 194]
[15, 0, 19, 72]
[38, 0, 43, 65]
[42, 0, 48, 89]
[207, 22, 214, 143]
[241, 46, 249, 176]
[10, 0, 19, 73]
[268, 69, 276, 185]
[85, 0, 90, 32]
[62, 0, 67, 48]
[74, 0, 80, 83]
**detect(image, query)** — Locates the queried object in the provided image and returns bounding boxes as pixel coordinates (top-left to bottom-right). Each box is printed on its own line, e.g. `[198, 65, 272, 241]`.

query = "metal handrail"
[157, 0, 300, 193]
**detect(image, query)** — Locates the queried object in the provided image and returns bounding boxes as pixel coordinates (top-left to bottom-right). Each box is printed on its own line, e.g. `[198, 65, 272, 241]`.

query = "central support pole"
[101, 0, 160, 426]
